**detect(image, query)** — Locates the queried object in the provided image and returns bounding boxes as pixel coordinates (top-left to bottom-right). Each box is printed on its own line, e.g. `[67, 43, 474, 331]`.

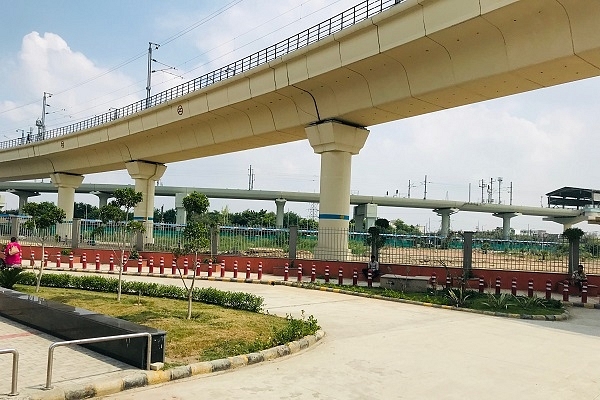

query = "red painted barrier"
[56, 253, 61, 269]
[159, 257, 165, 274]
[183, 258, 188, 275]
[109, 255, 114, 271]
[495, 277, 501, 295]
[137, 258, 143, 273]
[338, 267, 343, 285]
[30, 251, 35, 267]
[511, 277, 517, 296]
[367, 269, 372, 288]
[352, 269, 358, 286]
[431, 273, 437, 290]
[44, 252, 48, 268]
[258, 262, 263, 280]
[220, 261, 225, 278]
[69, 252, 74, 269]
[171, 259, 177, 275]
[95, 254, 100, 270]
[82, 253, 87, 269]
[233, 260, 238, 278]
[297, 264, 303, 282]
[446, 274, 452, 288]
[582, 281, 588, 304]
[546, 280, 552, 300]
[478, 277, 484, 294]
[562, 280, 569, 302]
[208, 260, 213, 277]
[122, 255, 128, 272]
[148, 257, 154, 274]
[324, 266, 330, 283]
[284, 263, 288, 281]
[528, 279, 534, 297]
[311, 264, 316, 283]
[246, 261, 251, 279]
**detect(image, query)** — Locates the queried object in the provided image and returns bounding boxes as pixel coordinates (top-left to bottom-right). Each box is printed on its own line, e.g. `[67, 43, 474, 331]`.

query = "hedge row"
[18, 272, 264, 312]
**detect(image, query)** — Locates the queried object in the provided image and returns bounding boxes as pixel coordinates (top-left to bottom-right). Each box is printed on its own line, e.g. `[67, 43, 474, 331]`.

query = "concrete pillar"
[434, 208, 458, 237]
[275, 198, 286, 228]
[10, 215, 19, 238]
[493, 212, 520, 239]
[91, 191, 112, 208]
[50, 173, 84, 243]
[175, 193, 187, 225]
[306, 121, 369, 261]
[125, 161, 167, 244]
[353, 203, 378, 232]
[8, 190, 40, 213]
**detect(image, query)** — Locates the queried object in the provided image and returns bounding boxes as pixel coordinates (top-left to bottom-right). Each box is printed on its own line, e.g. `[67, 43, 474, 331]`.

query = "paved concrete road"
[93, 276, 600, 400]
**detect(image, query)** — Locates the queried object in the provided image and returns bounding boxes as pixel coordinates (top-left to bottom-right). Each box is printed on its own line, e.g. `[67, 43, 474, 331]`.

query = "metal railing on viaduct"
[0, 0, 400, 150]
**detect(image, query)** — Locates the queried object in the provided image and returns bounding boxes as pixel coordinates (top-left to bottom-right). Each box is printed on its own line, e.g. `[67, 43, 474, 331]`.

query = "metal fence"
[0, 0, 402, 150]
[3, 217, 600, 274]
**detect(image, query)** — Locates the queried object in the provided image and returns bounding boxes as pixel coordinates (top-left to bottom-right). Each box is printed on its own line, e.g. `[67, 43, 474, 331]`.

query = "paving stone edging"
[23, 330, 325, 400]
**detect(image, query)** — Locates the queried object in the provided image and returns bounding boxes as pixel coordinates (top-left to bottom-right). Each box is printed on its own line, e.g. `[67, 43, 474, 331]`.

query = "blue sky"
[1, 0, 600, 234]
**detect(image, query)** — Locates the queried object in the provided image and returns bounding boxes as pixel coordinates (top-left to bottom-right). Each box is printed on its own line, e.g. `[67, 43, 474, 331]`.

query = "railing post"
[0, 348, 19, 396]
[289, 226, 298, 260]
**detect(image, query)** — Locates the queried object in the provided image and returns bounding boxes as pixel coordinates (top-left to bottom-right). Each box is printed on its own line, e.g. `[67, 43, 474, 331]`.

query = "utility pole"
[35, 92, 52, 140]
[146, 42, 160, 108]
[497, 177, 503, 204]
[248, 165, 255, 190]
[408, 180, 416, 198]
[479, 179, 487, 203]
[16, 129, 24, 145]
[488, 177, 495, 204]
[509, 182, 513, 205]
[422, 175, 429, 200]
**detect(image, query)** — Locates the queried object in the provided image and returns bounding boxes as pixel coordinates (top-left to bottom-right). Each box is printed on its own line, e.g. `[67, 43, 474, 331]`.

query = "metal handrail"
[44, 332, 152, 389]
[0, 0, 403, 151]
[0, 348, 19, 396]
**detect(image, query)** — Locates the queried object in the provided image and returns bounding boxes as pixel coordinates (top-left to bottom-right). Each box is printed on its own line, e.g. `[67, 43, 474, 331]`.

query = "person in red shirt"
[4, 237, 22, 268]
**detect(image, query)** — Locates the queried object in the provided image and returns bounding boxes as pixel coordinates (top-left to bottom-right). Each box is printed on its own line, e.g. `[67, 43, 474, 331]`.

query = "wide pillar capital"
[125, 160, 166, 181]
[50, 173, 84, 189]
[306, 121, 369, 155]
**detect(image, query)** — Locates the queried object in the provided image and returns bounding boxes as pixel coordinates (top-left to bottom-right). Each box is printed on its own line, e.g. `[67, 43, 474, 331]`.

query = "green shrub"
[18, 273, 264, 313]
[271, 311, 320, 345]
[0, 267, 28, 289]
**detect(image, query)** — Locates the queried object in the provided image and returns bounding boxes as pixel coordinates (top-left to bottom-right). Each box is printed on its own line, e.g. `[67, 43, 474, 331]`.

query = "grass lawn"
[15, 284, 290, 366]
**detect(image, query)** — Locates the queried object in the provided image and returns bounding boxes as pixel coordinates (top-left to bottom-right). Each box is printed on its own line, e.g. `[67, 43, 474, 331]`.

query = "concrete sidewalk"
[1, 266, 599, 399]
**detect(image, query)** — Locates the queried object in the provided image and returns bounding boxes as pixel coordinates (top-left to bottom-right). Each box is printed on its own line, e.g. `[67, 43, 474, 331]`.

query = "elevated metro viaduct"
[1, 0, 600, 259]
[1, 181, 598, 240]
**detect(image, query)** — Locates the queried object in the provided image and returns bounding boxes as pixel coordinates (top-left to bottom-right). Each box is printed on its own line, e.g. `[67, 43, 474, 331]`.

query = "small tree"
[96, 188, 144, 301]
[173, 191, 210, 319]
[22, 202, 66, 292]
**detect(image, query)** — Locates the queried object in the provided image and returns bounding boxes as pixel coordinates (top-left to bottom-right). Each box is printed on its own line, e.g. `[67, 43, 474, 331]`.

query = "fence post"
[71, 218, 81, 249]
[210, 226, 219, 259]
[10, 215, 19, 239]
[288, 226, 298, 260]
[462, 231, 473, 280]
[135, 231, 144, 252]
